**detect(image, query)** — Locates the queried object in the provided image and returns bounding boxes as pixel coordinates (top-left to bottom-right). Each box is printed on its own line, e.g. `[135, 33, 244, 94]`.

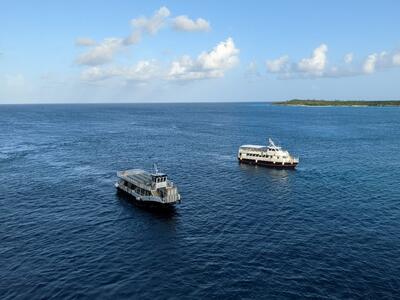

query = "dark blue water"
[1, 103, 400, 299]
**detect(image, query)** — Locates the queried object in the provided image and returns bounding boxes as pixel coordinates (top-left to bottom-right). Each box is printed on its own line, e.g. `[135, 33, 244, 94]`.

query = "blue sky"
[1, 0, 400, 103]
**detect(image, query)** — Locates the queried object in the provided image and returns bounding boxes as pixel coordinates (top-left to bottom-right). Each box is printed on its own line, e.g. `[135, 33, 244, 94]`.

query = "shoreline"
[274, 100, 400, 107]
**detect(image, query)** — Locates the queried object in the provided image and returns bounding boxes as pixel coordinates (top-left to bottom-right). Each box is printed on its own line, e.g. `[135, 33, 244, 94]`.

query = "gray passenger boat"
[115, 165, 181, 207]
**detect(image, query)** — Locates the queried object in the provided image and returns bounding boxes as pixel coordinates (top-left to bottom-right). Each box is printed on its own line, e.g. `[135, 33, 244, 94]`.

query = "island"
[274, 99, 400, 107]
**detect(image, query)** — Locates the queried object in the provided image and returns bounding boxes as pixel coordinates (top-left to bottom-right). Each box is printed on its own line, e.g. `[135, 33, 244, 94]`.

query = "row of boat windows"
[246, 153, 287, 159]
[123, 181, 151, 196]
[154, 176, 166, 183]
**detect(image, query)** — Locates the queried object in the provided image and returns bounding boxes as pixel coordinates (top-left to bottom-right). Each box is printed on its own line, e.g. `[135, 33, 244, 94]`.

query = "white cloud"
[76, 6, 216, 71]
[131, 6, 170, 35]
[76, 38, 123, 66]
[198, 38, 239, 70]
[75, 37, 97, 47]
[123, 30, 141, 46]
[362, 51, 391, 74]
[363, 53, 378, 74]
[266, 55, 289, 73]
[265, 45, 400, 79]
[78, 36, 239, 83]
[172, 15, 210, 32]
[298, 44, 328, 74]
[168, 37, 239, 80]
[75, 7, 240, 84]
[344, 53, 353, 64]
[81, 60, 159, 81]
[76, 6, 172, 65]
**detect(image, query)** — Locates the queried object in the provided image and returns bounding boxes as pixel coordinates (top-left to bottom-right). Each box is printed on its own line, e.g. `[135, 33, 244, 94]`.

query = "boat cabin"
[151, 172, 168, 188]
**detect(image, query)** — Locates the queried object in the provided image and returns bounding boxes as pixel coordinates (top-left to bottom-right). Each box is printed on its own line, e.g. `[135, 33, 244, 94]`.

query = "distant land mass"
[274, 99, 400, 107]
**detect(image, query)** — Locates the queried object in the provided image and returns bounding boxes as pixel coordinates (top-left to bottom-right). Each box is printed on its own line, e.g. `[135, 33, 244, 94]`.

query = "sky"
[1, 0, 400, 103]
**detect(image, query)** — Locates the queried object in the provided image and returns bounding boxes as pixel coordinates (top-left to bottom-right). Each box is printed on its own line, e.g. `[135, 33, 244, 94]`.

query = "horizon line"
[1, 99, 399, 105]
[0, 100, 275, 105]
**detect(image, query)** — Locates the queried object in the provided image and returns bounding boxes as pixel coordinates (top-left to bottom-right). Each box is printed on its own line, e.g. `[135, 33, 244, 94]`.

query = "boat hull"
[115, 184, 179, 208]
[238, 158, 298, 169]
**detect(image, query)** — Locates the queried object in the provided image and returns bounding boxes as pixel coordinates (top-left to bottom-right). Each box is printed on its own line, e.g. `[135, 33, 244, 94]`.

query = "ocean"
[1, 103, 400, 299]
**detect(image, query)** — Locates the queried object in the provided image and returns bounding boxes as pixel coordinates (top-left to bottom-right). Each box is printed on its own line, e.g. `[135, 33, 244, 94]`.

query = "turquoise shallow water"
[1, 103, 400, 299]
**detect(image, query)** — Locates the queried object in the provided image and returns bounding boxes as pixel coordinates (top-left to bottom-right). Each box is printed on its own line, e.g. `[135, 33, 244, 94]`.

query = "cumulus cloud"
[265, 43, 400, 79]
[77, 37, 240, 83]
[363, 53, 379, 74]
[76, 6, 215, 70]
[75, 37, 97, 47]
[361, 51, 399, 74]
[172, 15, 211, 32]
[264, 44, 328, 78]
[168, 37, 239, 80]
[131, 6, 170, 35]
[328, 50, 400, 77]
[76, 38, 123, 66]
[297, 44, 328, 74]
[76, 7, 231, 84]
[123, 30, 141, 46]
[81, 60, 159, 81]
[76, 7, 171, 66]
[266, 55, 289, 73]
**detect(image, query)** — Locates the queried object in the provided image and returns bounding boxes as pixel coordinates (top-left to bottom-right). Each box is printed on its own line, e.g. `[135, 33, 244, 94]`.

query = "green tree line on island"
[274, 99, 400, 106]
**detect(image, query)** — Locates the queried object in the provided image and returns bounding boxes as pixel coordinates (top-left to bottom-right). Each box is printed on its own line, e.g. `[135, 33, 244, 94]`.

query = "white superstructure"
[115, 166, 181, 207]
[238, 138, 299, 169]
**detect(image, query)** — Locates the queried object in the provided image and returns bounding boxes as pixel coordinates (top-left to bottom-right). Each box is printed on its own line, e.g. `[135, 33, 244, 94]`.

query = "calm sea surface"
[1, 103, 400, 299]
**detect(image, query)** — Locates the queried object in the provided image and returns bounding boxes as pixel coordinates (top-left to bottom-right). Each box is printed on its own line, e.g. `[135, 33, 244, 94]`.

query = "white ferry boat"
[238, 138, 299, 169]
[115, 165, 181, 207]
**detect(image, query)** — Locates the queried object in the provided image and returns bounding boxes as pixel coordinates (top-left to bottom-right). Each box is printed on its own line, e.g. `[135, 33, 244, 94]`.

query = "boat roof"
[151, 172, 167, 177]
[240, 139, 284, 151]
[117, 169, 168, 185]
[240, 144, 265, 149]
[117, 169, 153, 185]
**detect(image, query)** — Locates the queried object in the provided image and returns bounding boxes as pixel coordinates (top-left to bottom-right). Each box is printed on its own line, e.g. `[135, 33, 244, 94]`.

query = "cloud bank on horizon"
[265, 43, 400, 79]
[1, 1, 400, 102]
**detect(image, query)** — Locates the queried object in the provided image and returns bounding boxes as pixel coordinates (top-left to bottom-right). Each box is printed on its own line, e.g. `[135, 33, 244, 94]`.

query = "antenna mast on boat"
[153, 163, 159, 174]
[268, 138, 276, 148]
